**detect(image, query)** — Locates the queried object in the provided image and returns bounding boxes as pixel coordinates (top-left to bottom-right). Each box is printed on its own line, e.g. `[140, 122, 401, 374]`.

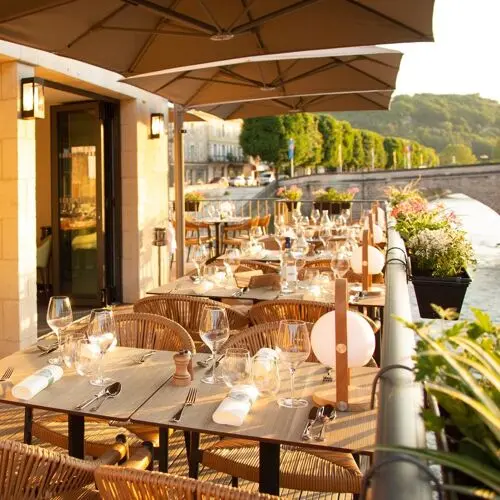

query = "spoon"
[315, 404, 336, 441]
[89, 382, 121, 412]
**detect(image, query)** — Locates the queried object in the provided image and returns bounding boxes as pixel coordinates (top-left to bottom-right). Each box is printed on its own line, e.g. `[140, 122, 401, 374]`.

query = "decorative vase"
[313, 201, 341, 215]
[411, 270, 471, 319]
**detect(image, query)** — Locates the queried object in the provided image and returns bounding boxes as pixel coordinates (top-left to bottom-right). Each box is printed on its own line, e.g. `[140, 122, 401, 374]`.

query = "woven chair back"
[114, 313, 195, 353]
[249, 299, 334, 325]
[134, 296, 249, 341]
[95, 465, 277, 499]
[239, 261, 279, 274]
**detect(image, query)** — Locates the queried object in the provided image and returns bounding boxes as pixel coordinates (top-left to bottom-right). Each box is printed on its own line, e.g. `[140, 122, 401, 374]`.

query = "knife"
[301, 406, 322, 441]
[75, 387, 108, 410]
[38, 345, 58, 357]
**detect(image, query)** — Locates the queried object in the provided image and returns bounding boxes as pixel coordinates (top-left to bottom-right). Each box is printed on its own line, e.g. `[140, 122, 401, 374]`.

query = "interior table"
[196, 216, 249, 257]
[0, 346, 176, 458]
[130, 358, 378, 495]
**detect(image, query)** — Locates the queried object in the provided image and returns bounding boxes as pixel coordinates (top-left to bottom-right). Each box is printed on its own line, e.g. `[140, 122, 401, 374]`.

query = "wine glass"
[223, 248, 241, 275]
[200, 306, 230, 384]
[275, 320, 310, 408]
[74, 339, 100, 377]
[221, 348, 251, 388]
[291, 208, 301, 226]
[250, 226, 263, 242]
[46, 296, 73, 365]
[310, 209, 321, 226]
[87, 308, 116, 386]
[300, 216, 310, 227]
[252, 355, 280, 397]
[331, 249, 350, 279]
[192, 244, 209, 282]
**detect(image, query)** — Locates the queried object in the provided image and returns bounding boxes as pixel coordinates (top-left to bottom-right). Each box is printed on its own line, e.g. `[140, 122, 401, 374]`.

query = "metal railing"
[368, 227, 434, 500]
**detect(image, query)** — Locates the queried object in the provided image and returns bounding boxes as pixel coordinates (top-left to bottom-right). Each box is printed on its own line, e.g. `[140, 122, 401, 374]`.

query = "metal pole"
[174, 104, 186, 278]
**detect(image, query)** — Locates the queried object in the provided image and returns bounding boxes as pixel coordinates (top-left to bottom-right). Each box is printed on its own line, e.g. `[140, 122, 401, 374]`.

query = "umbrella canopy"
[122, 46, 402, 107]
[0, 0, 433, 75]
[195, 90, 394, 120]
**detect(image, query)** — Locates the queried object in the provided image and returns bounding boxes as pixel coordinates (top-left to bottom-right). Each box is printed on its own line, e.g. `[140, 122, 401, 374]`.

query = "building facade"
[0, 41, 171, 357]
[183, 120, 245, 184]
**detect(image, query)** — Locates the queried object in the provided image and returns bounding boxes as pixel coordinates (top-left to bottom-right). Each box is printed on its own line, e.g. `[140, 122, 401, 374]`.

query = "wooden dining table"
[0, 346, 378, 495]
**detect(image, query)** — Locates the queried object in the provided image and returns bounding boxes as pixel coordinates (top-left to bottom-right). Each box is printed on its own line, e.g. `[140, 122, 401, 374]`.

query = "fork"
[133, 351, 155, 364]
[0, 367, 14, 382]
[170, 388, 197, 423]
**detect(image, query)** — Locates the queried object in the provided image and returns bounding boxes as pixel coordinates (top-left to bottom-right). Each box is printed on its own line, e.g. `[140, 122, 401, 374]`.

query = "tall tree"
[340, 121, 354, 167]
[439, 144, 477, 165]
[350, 130, 365, 170]
[318, 115, 342, 169]
[239, 116, 286, 164]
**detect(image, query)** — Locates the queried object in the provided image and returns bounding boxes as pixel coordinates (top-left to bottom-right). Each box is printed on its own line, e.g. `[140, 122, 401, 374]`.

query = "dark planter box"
[172, 201, 201, 212]
[283, 200, 300, 211]
[411, 269, 471, 319]
[313, 201, 342, 215]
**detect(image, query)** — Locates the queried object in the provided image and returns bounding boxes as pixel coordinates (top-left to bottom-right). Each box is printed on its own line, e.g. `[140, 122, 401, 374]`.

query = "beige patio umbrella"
[0, 0, 433, 75]
[122, 46, 401, 107]
[196, 89, 394, 120]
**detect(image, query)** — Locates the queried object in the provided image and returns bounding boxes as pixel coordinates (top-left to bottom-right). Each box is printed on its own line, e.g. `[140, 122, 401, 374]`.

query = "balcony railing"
[208, 155, 246, 163]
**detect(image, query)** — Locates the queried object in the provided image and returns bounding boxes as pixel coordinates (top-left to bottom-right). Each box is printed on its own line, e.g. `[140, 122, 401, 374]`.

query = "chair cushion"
[201, 438, 363, 493]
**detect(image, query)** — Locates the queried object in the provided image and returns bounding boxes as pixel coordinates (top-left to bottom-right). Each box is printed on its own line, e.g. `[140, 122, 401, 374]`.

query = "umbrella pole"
[174, 104, 186, 278]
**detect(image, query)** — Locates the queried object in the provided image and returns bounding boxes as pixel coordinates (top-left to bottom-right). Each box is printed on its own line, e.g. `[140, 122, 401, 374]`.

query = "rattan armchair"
[238, 260, 279, 274]
[249, 299, 333, 325]
[33, 313, 196, 455]
[134, 295, 249, 343]
[0, 438, 127, 500]
[223, 216, 259, 250]
[302, 262, 385, 284]
[95, 465, 278, 500]
[257, 214, 271, 234]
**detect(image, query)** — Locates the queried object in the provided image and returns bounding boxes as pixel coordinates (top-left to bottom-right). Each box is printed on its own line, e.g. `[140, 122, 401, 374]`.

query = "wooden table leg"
[259, 442, 280, 495]
[68, 414, 84, 459]
[158, 427, 169, 472]
[23, 407, 33, 445]
[188, 431, 200, 479]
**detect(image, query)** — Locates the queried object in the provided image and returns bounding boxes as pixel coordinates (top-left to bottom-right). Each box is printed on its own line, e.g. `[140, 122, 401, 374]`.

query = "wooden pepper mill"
[173, 350, 193, 386]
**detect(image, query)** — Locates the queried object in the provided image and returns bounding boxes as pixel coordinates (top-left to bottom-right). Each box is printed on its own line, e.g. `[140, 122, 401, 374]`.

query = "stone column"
[0, 62, 37, 356]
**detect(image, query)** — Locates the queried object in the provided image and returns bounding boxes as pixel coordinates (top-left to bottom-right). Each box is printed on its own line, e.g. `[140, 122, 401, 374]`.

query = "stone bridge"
[282, 163, 500, 214]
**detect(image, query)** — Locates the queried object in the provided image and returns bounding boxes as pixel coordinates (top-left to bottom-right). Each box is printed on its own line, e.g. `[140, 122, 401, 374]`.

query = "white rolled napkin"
[212, 384, 259, 427]
[255, 347, 278, 359]
[12, 365, 64, 400]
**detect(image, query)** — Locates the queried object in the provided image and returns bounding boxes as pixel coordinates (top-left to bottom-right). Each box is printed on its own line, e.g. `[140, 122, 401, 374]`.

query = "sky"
[385, 0, 500, 101]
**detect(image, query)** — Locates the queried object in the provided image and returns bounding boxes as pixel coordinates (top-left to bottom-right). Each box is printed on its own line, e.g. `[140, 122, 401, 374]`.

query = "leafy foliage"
[239, 116, 286, 164]
[390, 308, 500, 497]
[333, 93, 500, 161]
[440, 143, 477, 165]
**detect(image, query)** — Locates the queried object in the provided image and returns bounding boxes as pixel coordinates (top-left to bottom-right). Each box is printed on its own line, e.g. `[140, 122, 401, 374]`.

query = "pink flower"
[347, 186, 359, 194]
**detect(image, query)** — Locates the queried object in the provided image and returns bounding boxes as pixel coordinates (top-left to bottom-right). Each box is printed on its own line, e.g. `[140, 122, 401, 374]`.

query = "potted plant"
[184, 191, 205, 212]
[380, 308, 500, 499]
[312, 187, 359, 215]
[275, 185, 303, 211]
[406, 227, 475, 318]
[384, 178, 424, 207]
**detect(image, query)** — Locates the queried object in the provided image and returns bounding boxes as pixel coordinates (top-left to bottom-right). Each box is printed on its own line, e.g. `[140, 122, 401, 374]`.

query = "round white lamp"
[350, 245, 385, 275]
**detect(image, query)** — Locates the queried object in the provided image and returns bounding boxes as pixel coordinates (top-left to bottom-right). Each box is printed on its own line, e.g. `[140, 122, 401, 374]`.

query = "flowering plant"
[313, 186, 359, 202]
[185, 191, 205, 202]
[276, 185, 303, 201]
[407, 228, 475, 277]
[385, 179, 424, 206]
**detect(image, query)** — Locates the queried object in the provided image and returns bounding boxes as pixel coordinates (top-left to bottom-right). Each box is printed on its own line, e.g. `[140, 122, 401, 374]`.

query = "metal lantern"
[150, 113, 164, 139]
[21, 77, 45, 119]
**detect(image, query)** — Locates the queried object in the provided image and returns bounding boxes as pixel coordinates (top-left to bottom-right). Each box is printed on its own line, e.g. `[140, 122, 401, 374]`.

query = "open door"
[51, 101, 121, 306]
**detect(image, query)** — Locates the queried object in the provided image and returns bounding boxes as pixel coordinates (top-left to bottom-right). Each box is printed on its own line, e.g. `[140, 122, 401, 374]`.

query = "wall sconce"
[150, 113, 164, 139]
[21, 77, 45, 119]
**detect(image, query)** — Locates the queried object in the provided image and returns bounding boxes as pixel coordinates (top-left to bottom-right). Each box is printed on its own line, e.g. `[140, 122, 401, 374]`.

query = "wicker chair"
[33, 314, 196, 455]
[95, 465, 278, 500]
[303, 262, 384, 284]
[260, 236, 281, 251]
[184, 220, 215, 260]
[201, 322, 365, 494]
[238, 260, 279, 274]
[0, 438, 127, 500]
[223, 216, 259, 250]
[133, 295, 249, 343]
[249, 299, 333, 325]
[257, 214, 271, 234]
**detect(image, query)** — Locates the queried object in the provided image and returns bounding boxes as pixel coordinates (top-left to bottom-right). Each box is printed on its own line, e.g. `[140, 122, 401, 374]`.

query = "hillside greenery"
[240, 113, 439, 172]
[333, 94, 500, 161]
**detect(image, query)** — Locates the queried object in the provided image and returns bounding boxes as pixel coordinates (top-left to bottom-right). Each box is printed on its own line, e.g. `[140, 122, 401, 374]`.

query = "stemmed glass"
[46, 296, 73, 365]
[331, 249, 350, 279]
[200, 306, 230, 384]
[223, 248, 241, 275]
[192, 244, 209, 282]
[221, 348, 251, 387]
[87, 308, 116, 386]
[249, 226, 263, 243]
[310, 209, 320, 226]
[291, 208, 302, 226]
[275, 320, 310, 408]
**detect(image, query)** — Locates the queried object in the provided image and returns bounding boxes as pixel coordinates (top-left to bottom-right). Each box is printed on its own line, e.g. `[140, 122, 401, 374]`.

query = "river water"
[409, 193, 500, 323]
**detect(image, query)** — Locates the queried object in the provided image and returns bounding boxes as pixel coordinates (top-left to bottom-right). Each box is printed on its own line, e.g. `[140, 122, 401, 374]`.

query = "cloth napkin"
[12, 365, 64, 400]
[255, 347, 278, 359]
[212, 384, 259, 427]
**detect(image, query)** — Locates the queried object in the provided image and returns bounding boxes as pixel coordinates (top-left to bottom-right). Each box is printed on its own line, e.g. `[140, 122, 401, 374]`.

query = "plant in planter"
[384, 178, 424, 207]
[184, 191, 205, 211]
[380, 308, 500, 499]
[276, 185, 303, 210]
[313, 186, 359, 214]
[407, 227, 475, 318]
